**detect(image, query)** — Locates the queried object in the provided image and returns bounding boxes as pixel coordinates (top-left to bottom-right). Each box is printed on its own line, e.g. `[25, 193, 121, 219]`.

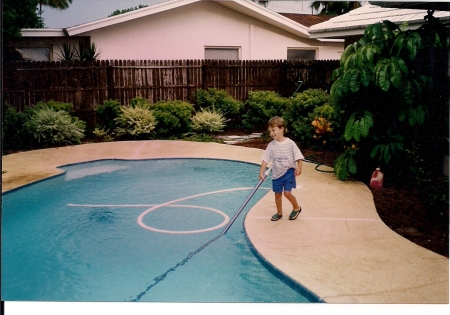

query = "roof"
[278, 13, 336, 28]
[64, 0, 310, 38]
[372, 2, 450, 11]
[309, 4, 450, 38]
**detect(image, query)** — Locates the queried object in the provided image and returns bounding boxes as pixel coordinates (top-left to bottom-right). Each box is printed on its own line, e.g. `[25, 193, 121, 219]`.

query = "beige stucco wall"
[83, 1, 342, 60]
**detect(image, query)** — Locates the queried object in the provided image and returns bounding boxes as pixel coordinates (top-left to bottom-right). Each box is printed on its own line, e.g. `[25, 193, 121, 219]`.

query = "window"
[287, 49, 316, 60]
[205, 47, 240, 60]
[17, 47, 51, 61]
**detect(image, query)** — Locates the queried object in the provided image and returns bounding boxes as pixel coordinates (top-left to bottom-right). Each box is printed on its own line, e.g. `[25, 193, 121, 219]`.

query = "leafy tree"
[37, 0, 73, 16]
[2, 0, 43, 43]
[310, 1, 361, 15]
[330, 17, 449, 183]
[108, 5, 148, 17]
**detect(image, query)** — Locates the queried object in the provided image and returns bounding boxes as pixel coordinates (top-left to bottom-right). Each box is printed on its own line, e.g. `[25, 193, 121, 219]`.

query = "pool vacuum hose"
[220, 166, 272, 235]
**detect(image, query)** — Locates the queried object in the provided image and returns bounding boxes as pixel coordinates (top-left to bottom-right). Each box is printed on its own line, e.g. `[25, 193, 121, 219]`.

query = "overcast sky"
[40, 0, 315, 28]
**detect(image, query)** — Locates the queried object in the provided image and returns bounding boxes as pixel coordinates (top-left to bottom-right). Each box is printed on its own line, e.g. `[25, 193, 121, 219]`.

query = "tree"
[108, 5, 149, 17]
[38, 0, 73, 16]
[2, 0, 43, 43]
[310, 1, 361, 15]
[330, 15, 449, 184]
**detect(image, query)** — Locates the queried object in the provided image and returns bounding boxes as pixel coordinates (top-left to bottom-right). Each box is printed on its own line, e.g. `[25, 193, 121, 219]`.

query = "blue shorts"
[272, 168, 296, 193]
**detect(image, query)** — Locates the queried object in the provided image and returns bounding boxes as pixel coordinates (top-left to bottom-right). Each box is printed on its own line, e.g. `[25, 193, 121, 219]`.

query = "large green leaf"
[340, 44, 355, 68]
[334, 153, 349, 180]
[348, 156, 357, 174]
[344, 53, 356, 71]
[370, 144, 382, 158]
[341, 69, 353, 94]
[331, 68, 341, 81]
[406, 38, 417, 60]
[389, 60, 402, 88]
[349, 69, 360, 93]
[396, 57, 408, 74]
[360, 67, 372, 87]
[403, 79, 413, 104]
[359, 117, 369, 137]
[364, 111, 374, 127]
[351, 119, 361, 142]
[383, 145, 392, 164]
[392, 33, 405, 56]
[378, 63, 390, 91]
[343, 114, 355, 141]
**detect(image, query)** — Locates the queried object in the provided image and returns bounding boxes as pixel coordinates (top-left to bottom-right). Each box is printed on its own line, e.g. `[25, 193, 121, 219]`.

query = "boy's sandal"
[271, 214, 282, 221]
[289, 207, 302, 220]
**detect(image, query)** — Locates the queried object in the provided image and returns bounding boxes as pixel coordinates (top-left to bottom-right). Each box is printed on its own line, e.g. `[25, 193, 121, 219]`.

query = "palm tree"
[38, 0, 73, 16]
[310, 1, 362, 15]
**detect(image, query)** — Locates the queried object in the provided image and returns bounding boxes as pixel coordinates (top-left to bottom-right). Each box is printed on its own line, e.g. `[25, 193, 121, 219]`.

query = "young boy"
[259, 116, 303, 221]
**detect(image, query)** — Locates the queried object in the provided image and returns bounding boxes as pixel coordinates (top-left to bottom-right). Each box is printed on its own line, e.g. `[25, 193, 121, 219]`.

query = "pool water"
[1, 158, 319, 302]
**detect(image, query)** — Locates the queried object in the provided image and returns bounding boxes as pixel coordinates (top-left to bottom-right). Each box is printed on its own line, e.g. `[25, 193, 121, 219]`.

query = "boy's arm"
[295, 159, 302, 176]
[260, 160, 268, 180]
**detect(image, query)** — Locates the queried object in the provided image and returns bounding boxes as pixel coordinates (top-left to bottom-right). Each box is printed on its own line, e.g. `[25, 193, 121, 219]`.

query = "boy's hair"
[268, 116, 287, 133]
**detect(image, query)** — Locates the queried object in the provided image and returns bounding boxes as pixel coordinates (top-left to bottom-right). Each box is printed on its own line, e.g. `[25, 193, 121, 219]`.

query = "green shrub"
[150, 100, 195, 138]
[129, 97, 150, 108]
[191, 108, 226, 133]
[25, 107, 86, 146]
[114, 106, 157, 139]
[2, 103, 31, 152]
[242, 91, 290, 130]
[92, 127, 114, 142]
[96, 99, 121, 130]
[29, 100, 75, 114]
[195, 88, 243, 126]
[284, 89, 332, 145]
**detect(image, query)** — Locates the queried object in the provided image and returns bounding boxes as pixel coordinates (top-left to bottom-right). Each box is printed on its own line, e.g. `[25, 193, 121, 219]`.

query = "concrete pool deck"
[1, 140, 448, 304]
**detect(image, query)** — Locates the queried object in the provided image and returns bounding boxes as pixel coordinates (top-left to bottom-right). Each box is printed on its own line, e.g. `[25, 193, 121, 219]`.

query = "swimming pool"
[1, 158, 319, 302]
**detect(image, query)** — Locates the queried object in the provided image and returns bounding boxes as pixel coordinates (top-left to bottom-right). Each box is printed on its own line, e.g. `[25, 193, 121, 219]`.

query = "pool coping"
[2, 140, 449, 304]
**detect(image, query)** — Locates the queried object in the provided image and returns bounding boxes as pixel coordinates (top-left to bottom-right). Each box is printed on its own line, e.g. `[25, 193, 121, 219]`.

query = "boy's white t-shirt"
[261, 138, 304, 179]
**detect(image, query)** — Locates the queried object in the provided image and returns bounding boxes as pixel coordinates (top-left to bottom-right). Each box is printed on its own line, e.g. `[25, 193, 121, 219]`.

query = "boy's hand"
[259, 173, 266, 181]
[295, 168, 301, 176]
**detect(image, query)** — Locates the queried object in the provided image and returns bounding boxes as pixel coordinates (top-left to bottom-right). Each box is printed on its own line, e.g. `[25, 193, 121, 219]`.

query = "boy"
[259, 116, 303, 221]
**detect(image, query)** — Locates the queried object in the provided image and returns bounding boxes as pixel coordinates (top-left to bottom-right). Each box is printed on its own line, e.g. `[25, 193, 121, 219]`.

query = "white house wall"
[81, 1, 341, 60]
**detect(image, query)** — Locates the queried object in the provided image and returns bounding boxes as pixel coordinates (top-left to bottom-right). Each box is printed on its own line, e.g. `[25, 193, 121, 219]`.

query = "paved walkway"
[2, 140, 448, 303]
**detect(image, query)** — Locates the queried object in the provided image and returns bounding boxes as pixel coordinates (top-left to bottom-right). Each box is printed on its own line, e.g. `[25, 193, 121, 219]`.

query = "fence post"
[201, 60, 207, 90]
[106, 60, 115, 101]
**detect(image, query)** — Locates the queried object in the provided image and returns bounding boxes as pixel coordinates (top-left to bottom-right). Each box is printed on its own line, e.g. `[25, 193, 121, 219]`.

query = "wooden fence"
[3, 59, 339, 127]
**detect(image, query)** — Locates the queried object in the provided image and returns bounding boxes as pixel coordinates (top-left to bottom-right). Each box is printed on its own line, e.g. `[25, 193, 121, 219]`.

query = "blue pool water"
[1, 158, 319, 302]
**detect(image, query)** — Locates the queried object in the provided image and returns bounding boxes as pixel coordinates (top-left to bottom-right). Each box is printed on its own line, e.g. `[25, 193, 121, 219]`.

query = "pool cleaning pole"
[220, 166, 272, 235]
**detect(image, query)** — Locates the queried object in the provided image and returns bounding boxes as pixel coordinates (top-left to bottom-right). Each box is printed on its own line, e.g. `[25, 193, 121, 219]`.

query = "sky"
[40, 0, 315, 28]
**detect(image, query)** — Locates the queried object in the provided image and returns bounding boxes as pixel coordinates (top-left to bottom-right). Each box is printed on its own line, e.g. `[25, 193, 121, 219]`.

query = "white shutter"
[205, 48, 239, 60]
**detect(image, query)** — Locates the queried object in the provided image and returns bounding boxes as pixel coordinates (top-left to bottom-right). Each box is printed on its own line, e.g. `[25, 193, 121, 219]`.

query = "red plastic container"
[370, 168, 384, 190]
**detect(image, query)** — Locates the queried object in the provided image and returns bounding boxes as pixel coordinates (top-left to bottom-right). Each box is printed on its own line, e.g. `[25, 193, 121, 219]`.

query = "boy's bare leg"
[284, 191, 300, 210]
[275, 192, 283, 215]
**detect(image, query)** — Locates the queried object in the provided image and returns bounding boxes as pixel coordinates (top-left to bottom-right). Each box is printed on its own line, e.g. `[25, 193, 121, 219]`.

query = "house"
[309, 3, 450, 46]
[10, 0, 343, 62]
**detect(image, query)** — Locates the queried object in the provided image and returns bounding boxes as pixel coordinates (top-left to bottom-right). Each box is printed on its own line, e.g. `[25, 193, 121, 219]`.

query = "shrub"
[114, 106, 156, 139]
[195, 88, 243, 126]
[242, 91, 290, 130]
[2, 103, 31, 152]
[92, 127, 114, 142]
[29, 100, 75, 114]
[330, 19, 449, 182]
[129, 97, 150, 108]
[25, 107, 86, 146]
[283, 89, 332, 145]
[150, 100, 195, 138]
[191, 108, 226, 133]
[95, 99, 122, 131]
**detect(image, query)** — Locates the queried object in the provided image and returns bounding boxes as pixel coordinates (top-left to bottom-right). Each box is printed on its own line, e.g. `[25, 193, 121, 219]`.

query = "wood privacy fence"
[3, 59, 339, 127]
